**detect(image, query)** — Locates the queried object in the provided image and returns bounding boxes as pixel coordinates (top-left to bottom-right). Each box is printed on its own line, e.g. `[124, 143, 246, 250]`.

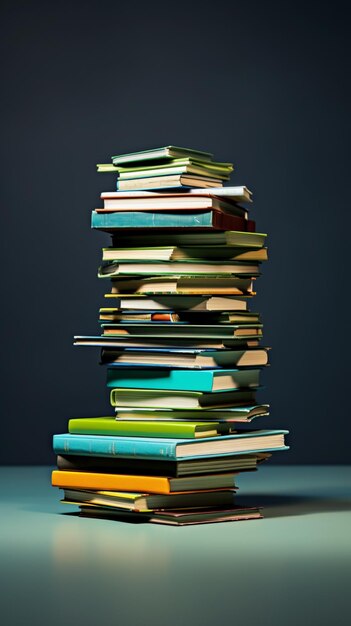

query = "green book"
[116, 158, 233, 174]
[68, 417, 225, 439]
[117, 162, 232, 181]
[97, 158, 233, 177]
[110, 388, 257, 409]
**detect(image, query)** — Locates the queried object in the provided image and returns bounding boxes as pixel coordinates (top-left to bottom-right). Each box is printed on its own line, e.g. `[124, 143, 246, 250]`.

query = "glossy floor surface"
[1, 466, 350, 626]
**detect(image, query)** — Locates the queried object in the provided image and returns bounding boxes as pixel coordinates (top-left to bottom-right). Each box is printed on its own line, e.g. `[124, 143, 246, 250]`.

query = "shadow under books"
[53, 494, 351, 522]
[235, 494, 351, 518]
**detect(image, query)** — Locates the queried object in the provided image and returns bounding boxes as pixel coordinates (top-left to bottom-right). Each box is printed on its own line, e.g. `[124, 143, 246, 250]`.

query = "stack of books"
[52, 146, 289, 526]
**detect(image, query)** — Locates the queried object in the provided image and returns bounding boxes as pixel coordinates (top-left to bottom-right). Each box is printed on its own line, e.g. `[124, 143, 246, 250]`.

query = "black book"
[56, 453, 270, 477]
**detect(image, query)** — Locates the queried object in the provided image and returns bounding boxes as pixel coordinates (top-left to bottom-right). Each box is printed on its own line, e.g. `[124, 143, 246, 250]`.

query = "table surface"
[1, 465, 350, 626]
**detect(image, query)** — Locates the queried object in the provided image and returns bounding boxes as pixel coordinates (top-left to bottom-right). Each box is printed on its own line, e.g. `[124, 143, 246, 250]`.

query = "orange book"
[51, 470, 237, 494]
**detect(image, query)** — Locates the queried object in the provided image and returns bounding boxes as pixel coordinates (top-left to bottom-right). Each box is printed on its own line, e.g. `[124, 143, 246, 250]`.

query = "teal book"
[106, 367, 261, 392]
[53, 430, 289, 460]
[91, 210, 253, 232]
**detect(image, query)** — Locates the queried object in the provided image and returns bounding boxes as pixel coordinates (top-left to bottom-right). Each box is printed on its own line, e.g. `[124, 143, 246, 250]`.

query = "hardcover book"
[78, 505, 263, 526]
[111, 146, 214, 165]
[109, 388, 258, 408]
[100, 186, 252, 204]
[106, 367, 261, 392]
[68, 417, 226, 438]
[53, 430, 289, 460]
[52, 470, 238, 494]
[62, 488, 236, 512]
[117, 174, 224, 191]
[56, 452, 271, 476]
[91, 210, 255, 232]
[98, 261, 260, 278]
[101, 246, 267, 262]
[100, 346, 269, 369]
[110, 230, 265, 248]
[100, 295, 250, 311]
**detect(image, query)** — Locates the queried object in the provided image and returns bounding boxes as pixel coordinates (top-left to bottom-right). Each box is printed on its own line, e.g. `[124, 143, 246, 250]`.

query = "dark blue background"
[1, 0, 350, 463]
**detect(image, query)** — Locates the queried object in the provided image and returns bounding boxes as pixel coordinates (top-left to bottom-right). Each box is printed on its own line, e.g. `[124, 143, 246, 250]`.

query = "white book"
[101, 186, 252, 203]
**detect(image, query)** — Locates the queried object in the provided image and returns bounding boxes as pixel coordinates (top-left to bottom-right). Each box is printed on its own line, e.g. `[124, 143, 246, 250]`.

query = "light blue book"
[106, 367, 261, 392]
[53, 430, 289, 461]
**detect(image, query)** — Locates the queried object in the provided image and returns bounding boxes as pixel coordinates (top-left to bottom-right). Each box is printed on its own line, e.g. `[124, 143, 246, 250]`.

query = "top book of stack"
[97, 145, 234, 191]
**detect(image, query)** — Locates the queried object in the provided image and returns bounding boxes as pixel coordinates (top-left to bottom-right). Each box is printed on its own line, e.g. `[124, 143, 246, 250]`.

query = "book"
[98, 261, 260, 278]
[117, 174, 224, 191]
[101, 295, 250, 311]
[100, 187, 253, 202]
[111, 230, 265, 248]
[101, 246, 267, 262]
[52, 470, 237, 494]
[98, 158, 233, 177]
[117, 162, 232, 181]
[101, 323, 262, 339]
[106, 367, 261, 392]
[108, 276, 255, 296]
[74, 336, 261, 350]
[92, 209, 254, 232]
[53, 430, 289, 460]
[118, 158, 232, 173]
[100, 347, 268, 369]
[98, 310, 261, 324]
[56, 452, 271, 476]
[109, 388, 258, 409]
[96, 202, 248, 221]
[68, 417, 226, 439]
[110, 146, 214, 165]
[61, 488, 236, 511]
[114, 405, 269, 423]
[78, 505, 262, 526]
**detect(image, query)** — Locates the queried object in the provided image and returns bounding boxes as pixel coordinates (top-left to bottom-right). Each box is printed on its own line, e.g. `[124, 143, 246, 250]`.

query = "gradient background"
[1, 0, 350, 464]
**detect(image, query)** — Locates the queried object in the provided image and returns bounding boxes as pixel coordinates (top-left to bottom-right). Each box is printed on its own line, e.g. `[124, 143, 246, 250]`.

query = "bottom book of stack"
[52, 422, 288, 526]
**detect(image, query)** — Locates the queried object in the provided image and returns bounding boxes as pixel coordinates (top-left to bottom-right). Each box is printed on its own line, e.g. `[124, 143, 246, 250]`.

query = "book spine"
[53, 434, 178, 460]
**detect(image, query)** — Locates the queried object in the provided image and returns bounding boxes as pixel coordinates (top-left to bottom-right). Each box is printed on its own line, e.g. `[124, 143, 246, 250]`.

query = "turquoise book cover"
[53, 430, 289, 461]
[106, 367, 261, 392]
